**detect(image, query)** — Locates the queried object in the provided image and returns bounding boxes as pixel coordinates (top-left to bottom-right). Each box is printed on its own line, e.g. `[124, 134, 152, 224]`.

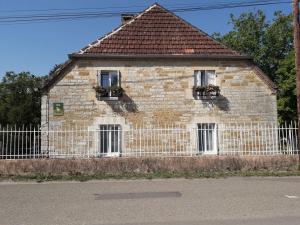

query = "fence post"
[33, 127, 36, 159]
[139, 127, 142, 157]
[87, 127, 90, 158]
[190, 127, 193, 157]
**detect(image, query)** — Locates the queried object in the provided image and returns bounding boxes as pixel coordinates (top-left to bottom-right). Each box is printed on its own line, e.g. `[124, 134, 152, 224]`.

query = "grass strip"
[1, 170, 300, 182]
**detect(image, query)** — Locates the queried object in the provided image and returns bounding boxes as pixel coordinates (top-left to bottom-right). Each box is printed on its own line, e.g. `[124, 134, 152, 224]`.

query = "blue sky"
[0, 0, 292, 77]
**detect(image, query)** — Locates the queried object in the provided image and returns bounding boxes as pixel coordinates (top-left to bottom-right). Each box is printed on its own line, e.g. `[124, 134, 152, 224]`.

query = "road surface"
[0, 177, 300, 225]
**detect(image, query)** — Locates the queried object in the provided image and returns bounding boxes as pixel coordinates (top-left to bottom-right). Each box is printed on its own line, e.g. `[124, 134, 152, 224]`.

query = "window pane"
[101, 74, 110, 88]
[111, 73, 119, 87]
[206, 125, 213, 151]
[207, 124, 215, 151]
[99, 125, 109, 154]
[201, 71, 207, 86]
[206, 70, 216, 85]
[198, 123, 216, 153]
[194, 70, 215, 86]
[110, 125, 120, 153]
[198, 124, 205, 152]
[99, 124, 121, 155]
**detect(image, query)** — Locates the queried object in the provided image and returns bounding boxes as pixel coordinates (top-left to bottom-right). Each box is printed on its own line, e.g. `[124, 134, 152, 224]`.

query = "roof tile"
[79, 4, 242, 57]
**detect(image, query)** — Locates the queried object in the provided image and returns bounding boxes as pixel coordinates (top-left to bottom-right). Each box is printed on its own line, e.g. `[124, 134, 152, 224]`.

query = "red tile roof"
[75, 4, 244, 57]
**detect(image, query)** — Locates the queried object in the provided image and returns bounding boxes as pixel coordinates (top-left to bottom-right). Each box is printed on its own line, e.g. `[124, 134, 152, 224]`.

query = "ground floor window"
[99, 124, 121, 156]
[197, 123, 217, 154]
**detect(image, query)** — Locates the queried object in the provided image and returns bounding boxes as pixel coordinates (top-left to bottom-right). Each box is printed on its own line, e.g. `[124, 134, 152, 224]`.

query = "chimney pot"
[121, 14, 134, 24]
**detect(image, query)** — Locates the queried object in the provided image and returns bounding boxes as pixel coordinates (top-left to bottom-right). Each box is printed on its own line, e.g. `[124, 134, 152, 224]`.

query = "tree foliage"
[214, 10, 295, 122]
[276, 51, 296, 123]
[0, 72, 45, 126]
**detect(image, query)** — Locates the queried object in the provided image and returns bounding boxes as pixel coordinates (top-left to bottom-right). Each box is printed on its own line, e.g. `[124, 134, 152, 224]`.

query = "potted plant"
[193, 86, 206, 95]
[109, 86, 124, 97]
[193, 84, 220, 99]
[204, 84, 220, 96]
[93, 86, 108, 97]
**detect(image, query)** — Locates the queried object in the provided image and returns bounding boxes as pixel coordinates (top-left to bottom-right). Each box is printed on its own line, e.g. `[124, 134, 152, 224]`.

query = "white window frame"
[98, 70, 121, 98]
[194, 70, 216, 86]
[98, 124, 122, 157]
[197, 123, 218, 155]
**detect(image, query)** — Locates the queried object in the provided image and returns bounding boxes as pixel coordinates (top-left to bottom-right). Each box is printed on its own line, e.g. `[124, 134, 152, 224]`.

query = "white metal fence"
[0, 122, 299, 159]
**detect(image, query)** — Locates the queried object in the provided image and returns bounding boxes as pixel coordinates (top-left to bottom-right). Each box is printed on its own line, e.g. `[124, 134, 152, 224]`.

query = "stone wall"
[41, 58, 277, 156]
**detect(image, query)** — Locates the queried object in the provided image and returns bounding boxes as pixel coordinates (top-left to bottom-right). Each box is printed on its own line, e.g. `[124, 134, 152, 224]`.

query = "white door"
[99, 125, 121, 156]
[197, 123, 218, 155]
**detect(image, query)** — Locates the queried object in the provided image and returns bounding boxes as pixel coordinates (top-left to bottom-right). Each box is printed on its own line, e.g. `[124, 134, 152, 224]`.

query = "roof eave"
[41, 59, 74, 93]
[69, 53, 252, 60]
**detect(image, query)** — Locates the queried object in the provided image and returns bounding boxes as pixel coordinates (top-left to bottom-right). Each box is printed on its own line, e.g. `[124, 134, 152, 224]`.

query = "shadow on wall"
[201, 95, 230, 112]
[105, 94, 229, 114]
[105, 94, 138, 114]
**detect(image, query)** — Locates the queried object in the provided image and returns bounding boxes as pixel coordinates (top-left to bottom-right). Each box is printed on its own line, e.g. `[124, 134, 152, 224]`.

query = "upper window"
[99, 70, 120, 88]
[97, 70, 121, 98]
[194, 70, 216, 86]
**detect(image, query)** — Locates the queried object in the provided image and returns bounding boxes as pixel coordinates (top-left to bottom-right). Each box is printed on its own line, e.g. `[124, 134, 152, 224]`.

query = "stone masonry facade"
[41, 58, 277, 156]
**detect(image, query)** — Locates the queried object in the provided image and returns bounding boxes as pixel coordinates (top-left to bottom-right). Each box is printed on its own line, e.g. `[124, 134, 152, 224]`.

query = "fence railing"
[0, 122, 299, 159]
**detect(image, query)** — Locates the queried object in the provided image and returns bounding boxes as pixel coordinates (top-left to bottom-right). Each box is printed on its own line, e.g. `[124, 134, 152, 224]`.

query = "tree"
[213, 11, 293, 81]
[48, 63, 63, 78]
[214, 11, 266, 68]
[214, 10, 294, 122]
[0, 62, 63, 126]
[261, 12, 293, 79]
[0, 72, 45, 126]
[276, 51, 297, 123]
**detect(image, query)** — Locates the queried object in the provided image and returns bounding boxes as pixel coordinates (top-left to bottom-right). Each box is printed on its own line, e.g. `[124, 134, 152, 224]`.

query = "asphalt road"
[0, 177, 300, 225]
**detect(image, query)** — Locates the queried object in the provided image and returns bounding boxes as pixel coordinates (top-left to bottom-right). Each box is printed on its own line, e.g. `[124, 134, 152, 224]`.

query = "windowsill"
[99, 96, 119, 101]
[196, 152, 218, 156]
[194, 95, 219, 100]
[98, 153, 121, 157]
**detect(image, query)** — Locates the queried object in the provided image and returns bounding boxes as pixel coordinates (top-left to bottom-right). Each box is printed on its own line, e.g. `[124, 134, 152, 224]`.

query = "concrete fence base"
[0, 156, 299, 176]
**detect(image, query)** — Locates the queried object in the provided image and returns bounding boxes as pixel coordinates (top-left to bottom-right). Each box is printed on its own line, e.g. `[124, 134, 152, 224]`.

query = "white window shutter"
[194, 70, 201, 86]
[206, 70, 216, 85]
[97, 70, 101, 86]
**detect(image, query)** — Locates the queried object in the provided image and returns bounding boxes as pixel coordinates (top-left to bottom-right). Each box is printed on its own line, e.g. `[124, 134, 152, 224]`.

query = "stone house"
[41, 4, 277, 157]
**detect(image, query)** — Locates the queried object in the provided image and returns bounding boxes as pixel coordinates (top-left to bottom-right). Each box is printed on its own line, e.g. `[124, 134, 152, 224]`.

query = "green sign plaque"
[53, 103, 64, 116]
